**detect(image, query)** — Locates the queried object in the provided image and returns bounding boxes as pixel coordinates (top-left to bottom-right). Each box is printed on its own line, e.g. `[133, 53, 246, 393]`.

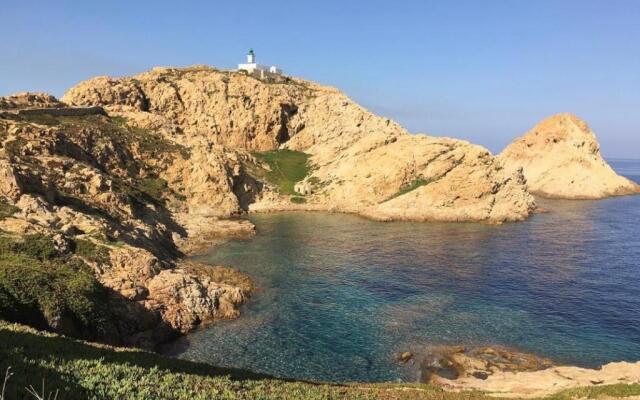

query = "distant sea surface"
[165, 159, 640, 382]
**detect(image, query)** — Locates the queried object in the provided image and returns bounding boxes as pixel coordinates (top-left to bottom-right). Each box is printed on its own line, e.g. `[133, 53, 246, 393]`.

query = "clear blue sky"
[1, 0, 639, 158]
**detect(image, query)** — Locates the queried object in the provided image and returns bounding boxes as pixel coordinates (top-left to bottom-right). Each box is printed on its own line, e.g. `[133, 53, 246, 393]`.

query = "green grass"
[0, 234, 116, 341]
[252, 150, 310, 195]
[290, 196, 307, 204]
[74, 239, 111, 266]
[1, 321, 638, 400]
[110, 115, 128, 126]
[0, 198, 19, 219]
[0, 321, 474, 400]
[385, 178, 433, 202]
[544, 383, 640, 399]
[137, 177, 169, 202]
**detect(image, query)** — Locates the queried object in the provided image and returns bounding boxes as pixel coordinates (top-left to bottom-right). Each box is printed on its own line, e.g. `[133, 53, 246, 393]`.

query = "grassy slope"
[0, 321, 478, 400]
[2, 321, 640, 400]
[0, 233, 117, 342]
[252, 150, 310, 196]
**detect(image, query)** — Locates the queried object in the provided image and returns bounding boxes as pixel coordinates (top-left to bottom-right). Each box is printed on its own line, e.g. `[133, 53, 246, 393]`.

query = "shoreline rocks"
[401, 345, 640, 398]
[411, 345, 554, 383]
[436, 359, 640, 398]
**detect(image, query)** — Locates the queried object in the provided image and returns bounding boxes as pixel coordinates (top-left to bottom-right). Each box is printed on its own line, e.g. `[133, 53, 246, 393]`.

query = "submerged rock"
[414, 345, 553, 383]
[396, 351, 414, 364]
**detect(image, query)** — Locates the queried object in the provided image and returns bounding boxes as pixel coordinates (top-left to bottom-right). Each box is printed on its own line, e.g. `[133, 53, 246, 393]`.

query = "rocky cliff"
[498, 113, 640, 199]
[0, 93, 251, 348]
[62, 65, 536, 223]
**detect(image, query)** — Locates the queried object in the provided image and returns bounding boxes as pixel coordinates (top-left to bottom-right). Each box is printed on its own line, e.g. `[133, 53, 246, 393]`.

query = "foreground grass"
[252, 150, 310, 195]
[2, 321, 640, 400]
[0, 321, 483, 400]
[0, 234, 116, 341]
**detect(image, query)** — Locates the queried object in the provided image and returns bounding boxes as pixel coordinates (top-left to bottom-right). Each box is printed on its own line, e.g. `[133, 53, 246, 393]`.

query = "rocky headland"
[499, 113, 640, 199]
[1, 65, 638, 390]
[62, 65, 536, 223]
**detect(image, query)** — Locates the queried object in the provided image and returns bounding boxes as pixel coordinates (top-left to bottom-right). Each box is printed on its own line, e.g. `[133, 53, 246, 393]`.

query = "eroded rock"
[498, 113, 640, 199]
[64, 65, 536, 223]
[414, 345, 553, 383]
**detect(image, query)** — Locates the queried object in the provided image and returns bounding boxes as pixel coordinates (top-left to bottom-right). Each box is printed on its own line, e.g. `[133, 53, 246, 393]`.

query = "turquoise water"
[165, 160, 640, 382]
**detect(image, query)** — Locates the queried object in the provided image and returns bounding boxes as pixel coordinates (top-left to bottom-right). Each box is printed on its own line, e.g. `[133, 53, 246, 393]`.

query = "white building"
[237, 49, 282, 79]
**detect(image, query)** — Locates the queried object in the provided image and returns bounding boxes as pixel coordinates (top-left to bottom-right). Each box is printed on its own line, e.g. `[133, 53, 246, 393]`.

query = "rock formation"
[4, 67, 636, 349]
[436, 359, 640, 398]
[498, 113, 640, 199]
[63, 65, 536, 223]
[0, 93, 251, 347]
[415, 345, 554, 383]
[409, 345, 640, 398]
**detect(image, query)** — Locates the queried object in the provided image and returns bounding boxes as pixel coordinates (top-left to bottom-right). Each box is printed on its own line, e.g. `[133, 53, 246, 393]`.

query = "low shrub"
[0, 198, 18, 220]
[74, 239, 111, 266]
[137, 177, 169, 202]
[0, 234, 115, 340]
[290, 196, 306, 204]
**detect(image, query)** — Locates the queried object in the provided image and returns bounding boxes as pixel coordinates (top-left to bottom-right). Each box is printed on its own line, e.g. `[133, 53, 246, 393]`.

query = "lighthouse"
[237, 49, 282, 79]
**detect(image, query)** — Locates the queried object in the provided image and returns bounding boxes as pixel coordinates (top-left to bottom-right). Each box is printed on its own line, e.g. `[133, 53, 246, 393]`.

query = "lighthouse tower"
[247, 49, 256, 64]
[237, 49, 282, 79]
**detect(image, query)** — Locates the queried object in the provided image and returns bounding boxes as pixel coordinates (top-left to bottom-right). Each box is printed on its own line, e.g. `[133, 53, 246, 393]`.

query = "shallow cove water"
[165, 160, 640, 383]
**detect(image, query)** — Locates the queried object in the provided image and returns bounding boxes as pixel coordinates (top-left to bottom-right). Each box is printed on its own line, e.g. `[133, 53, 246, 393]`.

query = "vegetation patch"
[0, 234, 115, 340]
[19, 113, 61, 126]
[137, 177, 169, 202]
[110, 115, 128, 126]
[130, 125, 191, 160]
[4, 138, 27, 158]
[251, 149, 310, 195]
[74, 239, 111, 266]
[290, 196, 306, 204]
[385, 178, 433, 202]
[0, 198, 19, 219]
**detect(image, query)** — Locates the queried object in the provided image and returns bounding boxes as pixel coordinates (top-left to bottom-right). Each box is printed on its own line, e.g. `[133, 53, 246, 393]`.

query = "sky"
[1, 0, 639, 158]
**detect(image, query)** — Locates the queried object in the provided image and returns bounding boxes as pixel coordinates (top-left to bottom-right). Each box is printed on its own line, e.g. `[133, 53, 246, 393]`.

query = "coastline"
[167, 202, 640, 396]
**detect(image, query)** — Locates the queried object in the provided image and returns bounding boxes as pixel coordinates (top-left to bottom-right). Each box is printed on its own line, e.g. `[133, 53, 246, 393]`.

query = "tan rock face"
[0, 158, 21, 200]
[415, 345, 553, 383]
[274, 88, 536, 222]
[0, 94, 251, 347]
[62, 66, 309, 151]
[411, 345, 640, 398]
[0, 92, 62, 110]
[437, 360, 640, 398]
[498, 113, 640, 199]
[64, 65, 536, 223]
